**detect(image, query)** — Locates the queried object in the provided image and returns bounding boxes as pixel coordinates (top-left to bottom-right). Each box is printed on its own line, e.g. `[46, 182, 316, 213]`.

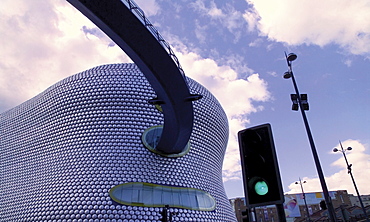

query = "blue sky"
[1, 0, 369, 199]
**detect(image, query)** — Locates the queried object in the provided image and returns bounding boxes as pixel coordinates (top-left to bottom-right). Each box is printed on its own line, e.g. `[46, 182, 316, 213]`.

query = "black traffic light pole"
[283, 53, 337, 222]
[276, 204, 286, 222]
[160, 205, 179, 222]
[160, 205, 169, 222]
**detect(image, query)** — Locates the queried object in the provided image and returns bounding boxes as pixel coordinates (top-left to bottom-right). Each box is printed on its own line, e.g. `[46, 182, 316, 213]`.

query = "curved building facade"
[0, 64, 236, 221]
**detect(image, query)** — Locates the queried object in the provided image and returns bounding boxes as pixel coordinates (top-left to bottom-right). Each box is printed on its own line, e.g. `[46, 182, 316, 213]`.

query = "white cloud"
[194, 19, 208, 43]
[190, 1, 246, 42]
[0, 0, 130, 111]
[171, 44, 271, 181]
[244, 0, 370, 55]
[223, 54, 255, 77]
[173, 48, 270, 119]
[190, 0, 212, 16]
[249, 38, 264, 47]
[134, 0, 161, 17]
[243, 8, 260, 32]
[344, 59, 352, 67]
[286, 140, 370, 195]
[208, 4, 223, 18]
[267, 71, 277, 77]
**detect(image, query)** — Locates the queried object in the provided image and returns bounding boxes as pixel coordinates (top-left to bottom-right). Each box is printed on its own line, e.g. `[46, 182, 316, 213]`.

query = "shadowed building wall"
[0, 63, 236, 221]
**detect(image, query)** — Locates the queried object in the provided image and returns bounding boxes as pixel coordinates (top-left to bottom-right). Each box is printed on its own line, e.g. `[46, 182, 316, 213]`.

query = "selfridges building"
[0, 63, 236, 221]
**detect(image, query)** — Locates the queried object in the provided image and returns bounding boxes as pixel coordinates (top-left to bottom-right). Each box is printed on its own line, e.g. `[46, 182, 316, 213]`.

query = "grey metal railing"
[120, 0, 185, 77]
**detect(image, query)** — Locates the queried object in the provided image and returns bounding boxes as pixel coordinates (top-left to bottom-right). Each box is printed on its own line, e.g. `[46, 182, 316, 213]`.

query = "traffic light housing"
[238, 124, 284, 207]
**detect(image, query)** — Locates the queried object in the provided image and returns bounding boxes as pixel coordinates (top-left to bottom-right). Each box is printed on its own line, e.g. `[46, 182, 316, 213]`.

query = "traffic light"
[238, 124, 284, 207]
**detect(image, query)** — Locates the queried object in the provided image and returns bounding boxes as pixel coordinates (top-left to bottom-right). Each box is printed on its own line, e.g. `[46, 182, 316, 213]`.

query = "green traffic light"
[254, 180, 268, 195]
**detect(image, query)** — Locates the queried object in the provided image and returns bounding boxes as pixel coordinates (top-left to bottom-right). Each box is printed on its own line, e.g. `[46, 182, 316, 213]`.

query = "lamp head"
[283, 71, 292, 79]
[287, 53, 297, 62]
[333, 148, 339, 152]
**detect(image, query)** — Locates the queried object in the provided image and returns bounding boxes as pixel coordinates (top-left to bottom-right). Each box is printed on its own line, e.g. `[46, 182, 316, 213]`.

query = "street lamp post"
[333, 141, 370, 222]
[283, 52, 337, 222]
[295, 178, 311, 222]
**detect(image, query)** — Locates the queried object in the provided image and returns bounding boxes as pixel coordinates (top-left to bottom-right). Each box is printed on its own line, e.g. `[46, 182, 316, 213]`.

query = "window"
[141, 125, 190, 157]
[109, 182, 216, 211]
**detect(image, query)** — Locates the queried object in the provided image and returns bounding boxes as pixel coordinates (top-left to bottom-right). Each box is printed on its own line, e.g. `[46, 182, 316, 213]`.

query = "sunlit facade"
[0, 64, 236, 221]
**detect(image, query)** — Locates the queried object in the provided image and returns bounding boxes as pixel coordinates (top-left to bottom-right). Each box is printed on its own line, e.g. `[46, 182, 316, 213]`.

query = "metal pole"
[285, 54, 338, 222]
[297, 178, 311, 222]
[276, 204, 287, 222]
[338, 141, 370, 222]
[254, 207, 258, 222]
